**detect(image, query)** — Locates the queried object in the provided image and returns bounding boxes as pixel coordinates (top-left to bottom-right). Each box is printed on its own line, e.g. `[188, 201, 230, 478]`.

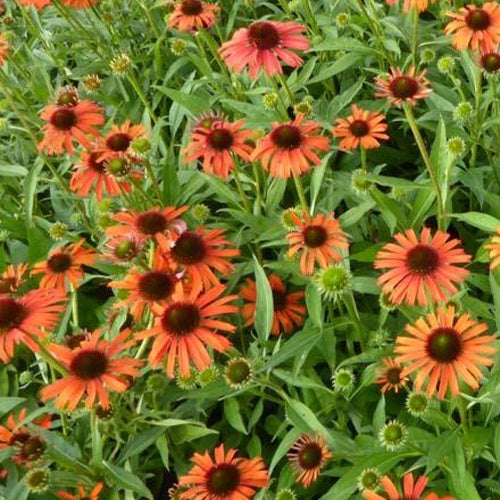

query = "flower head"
[252, 114, 330, 178]
[16, 0, 51, 9]
[332, 368, 355, 392]
[57, 483, 104, 500]
[374, 227, 471, 306]
[0, 263, 28, 295]
[25, 468, 51, 493]
[332, 105, 389, 151]
[485, 227, 500, 270]
[375, 358, 408, 393]
[378, 420, 407, 451]
[224, 357, 253, 389]
[386, 0, 435, 13]
[179, 443, 269, 499]
[314, 265, 352, 302]
[358, 468, 381, 492]
[136, 284, 237, 377]
[240, 274, 306, 336]
[395, 306, 497, 399]
[479, 46, 500, 72]
[96, 120, 148, 162]
[102, 234, 144, 264]
[445, 3, 500, 53]
[41, 329, 143, 410]
[0, 33, 9, 66]
[287, 433, 332, 487]
[286, 210, 349, 275]
[61, 0, 97, 8]
[220, 20, 309, 78]
[32, 239, 97, 291]
[405, 391, 429, 417]
[168, 0, 219, 32]
[374, 66, 432, 106]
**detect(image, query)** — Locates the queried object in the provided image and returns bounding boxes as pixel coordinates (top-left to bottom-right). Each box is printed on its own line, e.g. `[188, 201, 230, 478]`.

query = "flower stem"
[32, 337, 68, 376]
[276, 73, 295, 107]
[292, 174, 309, 212]
[127, 72, 157, 122]
[233, 162, 252, 214]
[70, 284, 79, 328]
[411, 8, 419, 66]
[360, 147, 367, 171]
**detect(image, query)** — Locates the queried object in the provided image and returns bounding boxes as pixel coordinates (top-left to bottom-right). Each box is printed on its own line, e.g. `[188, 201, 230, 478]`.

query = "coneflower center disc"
[248, 21, 281, 50]
[298, 443, 323, 469]
[207, 129, 234, 151]
[64, 333, 88, 349]
[138, 271, 175, 301]
[114, 240, 138, 260]
[426, 327, 462, 363]
[106, 133, 131, 152]
[171, 232, 207, 265]
[19, 436, 46, 461]
[406, 244, 440, 274]
[70, 350, 109, 379]
[466, 9, 491, 31]
[386, 367, 402, 385]
[180, 0, 203, 15]
[271, 125, 303, 150]
[88, 152, 106, 173]
[349, 120, 369, 137]
[389, 76, 419, 99]
[162, 303, 201, 335]
[482, 53, 500, 73]
[303, 225, 328, 248]
[50, 108, 77, 130]
[47, 253, 72, 273]
[272, 289, 287, 311]
[226, 360, 251, 383]
[207, 464, 241, 495]
[0, 297, 27, 329]
[136, 212, 168, 235]
[9, 431, 30, 447]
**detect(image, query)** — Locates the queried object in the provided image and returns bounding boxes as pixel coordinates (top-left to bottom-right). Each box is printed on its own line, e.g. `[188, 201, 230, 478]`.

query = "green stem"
[360, 147, 367, 171]
[252, 163, 263, 215]
[411, 8, 419, 66]
[90, 411, 103, 469]
[233, 163, 252, 213]
[127, 72, 157, 122]
[144, 160, 163, 202]
[403, 104, 444, 228]
[70, 284, 79, 328]
[292, 174, 309, 212]
[302, 0, 320, 34]
[32, 337, 68, 375]
[276, 73, 295, 107]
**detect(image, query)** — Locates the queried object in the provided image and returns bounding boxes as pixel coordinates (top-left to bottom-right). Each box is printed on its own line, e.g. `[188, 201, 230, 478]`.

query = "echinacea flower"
[136, 284, 237, 377]
[105, 206, 188, 246]
[363, 472, 454, 500]
[374, 66, 432, 106]
[32, 239, 97, 291]
[395, 306, 497, 399]
[0, 289, 66, 362]
[61, 0, 97, 7]
[287, 433, 332, 487]
[40, 329, 143, 410]
[70, 149, 141, 200]
[374, 227, 471, 306]
[385, 0, 435, 13]
[478, 45, 500, 72]
[159, 226, 239, 295]
[0, 34, 9, 66]
[102, 234, 143, 264]
[445, 3, 500, 53]
[179, 443, 269, 499]
[485, 227, 500, 269]
[286, 210, 349, 275]
[0, 263, 28, 295]
[240, 274, 306, 335]
[108, 252, 183, 320]
[168, 0, 219, 32]
[182, 119, 254, 179]
[0, 408, 51, 466]
[96, 120, 148, 162]
[220, 20, 309, 78]
[332, 105, 389, 151]
[16, 0, 51, 9]
[252, 114, 330, 178]
[37, 95, 104, 156]
[57, 483, 104, 500]
[375, 358, 408, 393]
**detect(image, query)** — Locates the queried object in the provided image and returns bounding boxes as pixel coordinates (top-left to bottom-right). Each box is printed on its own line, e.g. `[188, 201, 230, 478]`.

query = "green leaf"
[372, 395, 385, 435]
[224, 398, 247, 435]
[153, 86, 210, 116]
[253, 255, 273, 341]
[155, 435, 169, 469]
[24, 157, 44, 227]
[0, 164, 28, 177]
[0, 397, 25, 416]
[308, 55, 360, 84]
[305, 282, 322, 330]
[425, 428, 459, 473]
[119, 427, 166, 463]
[102, 461, 153, 500]
[370, 188, 406, 231]
[494, 422, 500, 468]
[452, 212, 500, 233]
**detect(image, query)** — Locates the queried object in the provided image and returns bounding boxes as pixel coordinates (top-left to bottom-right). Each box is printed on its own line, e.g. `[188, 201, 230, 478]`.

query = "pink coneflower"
[220, 20, 309, 78]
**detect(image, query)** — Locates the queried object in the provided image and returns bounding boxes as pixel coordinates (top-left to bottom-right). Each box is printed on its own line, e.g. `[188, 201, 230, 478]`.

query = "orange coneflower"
[363, 472, 454, 500]
[136, 284, 237, 377]
[374, 66, 432, 107]
[485, 227, 500, 269]
[168, 0, 219, 32]
[375, 358, 408, 393]
[287, 433, 332, 488]
[96, 120, 147, 162]
[57, 483, 104, 500]
[445, 3, 500, 53]
[108, 252, 183, 320]
[102, 234, 144, 264]
[240, 274, 306, 336]
[32, 239, 97, 291]
[220, 20, 309, 78]
[0, 409, 51, 466]
[179, 443, 269, 499]
[0, 289, 66, 362]
[0, 263, 28, 295]
[61, 0, 96, 7]
[332, 104, 389, 151]
[38, 89, 105, 156]
[286, 210, 348, 275]
[385, 0, 435, 13]
[159, 226, 239, 295]
[252, 114, 330, 179]
[0, 34, 9, 66]
[395, 306, 497, 399]
[70, 148, 142, 201]
[16, 0, 51, 9]
[40, 329, 143, 410]
[105, 206, 188, 246]
[478, 46, 500, 72]
[374, 227, 471, 307]
[182, 119, 254, 180]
